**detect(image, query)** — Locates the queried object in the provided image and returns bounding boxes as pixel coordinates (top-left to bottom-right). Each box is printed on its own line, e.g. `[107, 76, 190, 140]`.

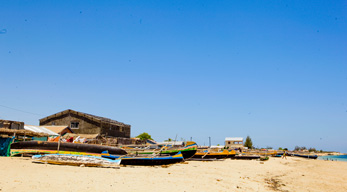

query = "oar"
[202, 148, 210, 159]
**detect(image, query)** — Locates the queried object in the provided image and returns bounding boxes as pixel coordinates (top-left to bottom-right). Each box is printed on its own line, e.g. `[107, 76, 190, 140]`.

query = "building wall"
[40, 113, 130, 138]
[0, 120, 24, 130]
[225, 140, 244, 149]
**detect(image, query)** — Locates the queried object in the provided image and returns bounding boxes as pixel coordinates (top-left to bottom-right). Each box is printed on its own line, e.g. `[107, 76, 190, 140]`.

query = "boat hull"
[192, 150, 236, 159]
[102, 152, 184, 166]
[292, 154, 318, 159]
[230, 155, 260, 160]
[136, 142, 198, 159]
[119, 157, 183, 165]
[11, 141, 127, 156]
[159, 149, 197, 159]
[32, 154, 121, 168]
[192, 154, 230, 159]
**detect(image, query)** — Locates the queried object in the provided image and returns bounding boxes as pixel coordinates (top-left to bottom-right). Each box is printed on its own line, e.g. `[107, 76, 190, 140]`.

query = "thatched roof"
[0, 128, 49, 137]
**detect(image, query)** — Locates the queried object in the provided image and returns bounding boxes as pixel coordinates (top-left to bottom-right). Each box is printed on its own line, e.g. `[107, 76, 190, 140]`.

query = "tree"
[136, 132, 153, 141]
[244, 136, 253, 149]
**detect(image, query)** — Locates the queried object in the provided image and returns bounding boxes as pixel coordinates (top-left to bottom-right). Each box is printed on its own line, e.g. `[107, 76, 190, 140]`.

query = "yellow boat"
[192, 149, 236, 159]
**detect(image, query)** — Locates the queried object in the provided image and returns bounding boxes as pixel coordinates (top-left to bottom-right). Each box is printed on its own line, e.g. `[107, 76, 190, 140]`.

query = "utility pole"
[174, 134, 178, 146]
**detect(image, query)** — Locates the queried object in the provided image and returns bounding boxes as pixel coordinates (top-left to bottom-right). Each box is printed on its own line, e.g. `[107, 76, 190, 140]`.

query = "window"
[119, 127, 123, 132]
[70, 122, 79, 129]
[52, 122, 55, 125]
[228, 141, 231, 144]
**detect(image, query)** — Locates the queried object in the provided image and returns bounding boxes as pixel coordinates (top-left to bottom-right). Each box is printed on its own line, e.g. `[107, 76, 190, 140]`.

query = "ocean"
[318, 155, 347, 162]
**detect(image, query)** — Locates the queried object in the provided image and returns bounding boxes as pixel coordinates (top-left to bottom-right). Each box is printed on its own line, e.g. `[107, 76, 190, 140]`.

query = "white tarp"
[24, 125, 59, 136]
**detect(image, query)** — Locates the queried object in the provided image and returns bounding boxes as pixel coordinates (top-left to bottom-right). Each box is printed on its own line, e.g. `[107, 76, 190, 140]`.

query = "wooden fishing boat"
[242, 151, 277, 156]
[274, 152, 284, 157]
[273, 154, 283, 157]
[134, 141, 198, 159]
[192, 149, 236, 159]
[292, 153, 318, 159]
[32, 154, 121, 168]
[10, 141, 127, 157]
[102, 151, 184, 166]
[230, 155, 261, 160]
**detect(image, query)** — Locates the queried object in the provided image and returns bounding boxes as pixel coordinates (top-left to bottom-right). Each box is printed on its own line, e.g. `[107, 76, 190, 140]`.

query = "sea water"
[318, 155, 347, 162]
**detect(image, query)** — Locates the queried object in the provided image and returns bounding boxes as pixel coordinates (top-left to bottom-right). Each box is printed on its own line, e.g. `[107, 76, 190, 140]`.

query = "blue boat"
[102, 151, 184, 165]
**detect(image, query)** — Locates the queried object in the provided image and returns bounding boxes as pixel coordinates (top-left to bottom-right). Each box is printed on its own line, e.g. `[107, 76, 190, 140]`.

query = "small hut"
[0, 128, 50, 156]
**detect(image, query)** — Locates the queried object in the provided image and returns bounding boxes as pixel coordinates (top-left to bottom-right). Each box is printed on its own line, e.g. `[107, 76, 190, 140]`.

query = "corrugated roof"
[225, 137, 243, 141]
[24, 125, 61, 136]
[44, 126, 71, 134]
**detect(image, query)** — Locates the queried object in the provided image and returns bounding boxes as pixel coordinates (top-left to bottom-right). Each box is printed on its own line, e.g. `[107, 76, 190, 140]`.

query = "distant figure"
[282, 151, 287, 159]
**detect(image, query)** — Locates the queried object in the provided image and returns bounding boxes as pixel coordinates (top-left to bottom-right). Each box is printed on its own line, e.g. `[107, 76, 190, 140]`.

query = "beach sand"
[0, 156, 346, 192]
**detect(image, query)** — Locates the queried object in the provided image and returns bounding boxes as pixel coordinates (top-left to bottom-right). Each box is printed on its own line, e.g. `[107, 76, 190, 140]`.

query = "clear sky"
[1, 1, 346, 152]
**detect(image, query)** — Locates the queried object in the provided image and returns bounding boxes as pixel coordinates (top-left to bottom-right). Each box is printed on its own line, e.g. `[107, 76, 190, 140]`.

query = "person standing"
[282, 150, 287, 159]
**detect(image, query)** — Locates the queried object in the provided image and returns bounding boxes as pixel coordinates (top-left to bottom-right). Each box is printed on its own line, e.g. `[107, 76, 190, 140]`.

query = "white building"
[225, 137, 244, 149]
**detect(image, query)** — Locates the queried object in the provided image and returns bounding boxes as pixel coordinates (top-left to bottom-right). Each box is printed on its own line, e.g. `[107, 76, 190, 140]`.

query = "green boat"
[129, 141, 198, 159]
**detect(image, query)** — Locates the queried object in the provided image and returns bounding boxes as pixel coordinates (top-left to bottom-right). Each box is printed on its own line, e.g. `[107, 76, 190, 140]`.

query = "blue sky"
[1, 1, 346, 152]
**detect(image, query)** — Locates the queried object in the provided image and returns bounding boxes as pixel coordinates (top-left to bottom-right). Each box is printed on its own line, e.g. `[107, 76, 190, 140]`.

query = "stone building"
[225, 137, 244, 149]
[39, 109, 130, 138]
[0, 119, 24, 130]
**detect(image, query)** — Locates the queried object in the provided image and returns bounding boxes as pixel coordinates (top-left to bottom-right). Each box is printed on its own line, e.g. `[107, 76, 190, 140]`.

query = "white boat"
[32, 154, 121, 168]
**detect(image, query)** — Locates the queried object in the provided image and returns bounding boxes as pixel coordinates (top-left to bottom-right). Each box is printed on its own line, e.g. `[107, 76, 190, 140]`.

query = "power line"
[0, 104, 44, 117]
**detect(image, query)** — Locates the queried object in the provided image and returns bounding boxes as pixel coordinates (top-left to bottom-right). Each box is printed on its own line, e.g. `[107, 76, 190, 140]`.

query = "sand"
[0, 156, 346, 192]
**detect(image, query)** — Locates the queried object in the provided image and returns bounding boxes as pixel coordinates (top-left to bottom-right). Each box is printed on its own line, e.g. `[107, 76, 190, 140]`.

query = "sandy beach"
[0, 156, 346, 192]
